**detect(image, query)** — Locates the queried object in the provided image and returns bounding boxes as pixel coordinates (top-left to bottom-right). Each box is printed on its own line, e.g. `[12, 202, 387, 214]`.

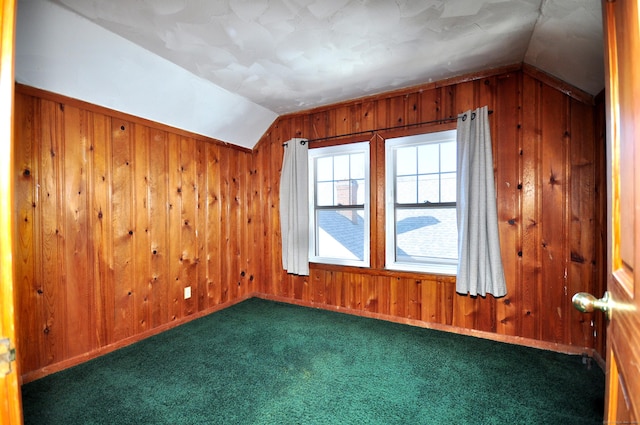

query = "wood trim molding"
[522, 63, 596, 105]
[22, 291, 605, 384]
[309, 262, 458, 283]
[14, 83, 252, 153]
[20, 294, 255, 384]
[286, 63, 524, 119]
[256, 293, 599, 358]
[283, 62, 595, 121]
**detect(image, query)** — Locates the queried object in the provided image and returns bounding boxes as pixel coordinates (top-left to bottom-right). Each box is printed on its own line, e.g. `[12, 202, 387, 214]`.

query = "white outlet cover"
[184, 286, 192, 299]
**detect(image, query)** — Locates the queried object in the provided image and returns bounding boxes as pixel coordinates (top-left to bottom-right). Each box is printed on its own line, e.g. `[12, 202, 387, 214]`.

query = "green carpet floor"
[21, 298, 604, 424]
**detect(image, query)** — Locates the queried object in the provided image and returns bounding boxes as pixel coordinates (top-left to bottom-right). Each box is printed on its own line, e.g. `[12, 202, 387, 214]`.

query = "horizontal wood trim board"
[20, 294, 254, 384]
[521, 64, 595, 106]
[14, 84, 251, 153]
[283, 62, 592, 120]
[256, 293, 597, 358]
[21, 292, 601, 384]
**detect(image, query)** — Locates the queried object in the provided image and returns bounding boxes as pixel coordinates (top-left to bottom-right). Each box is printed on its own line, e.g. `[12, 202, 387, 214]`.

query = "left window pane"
[309, 142, 370, 267]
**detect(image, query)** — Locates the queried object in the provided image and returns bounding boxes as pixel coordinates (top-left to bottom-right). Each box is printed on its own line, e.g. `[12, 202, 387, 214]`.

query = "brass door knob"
[572, 291, 612, 319]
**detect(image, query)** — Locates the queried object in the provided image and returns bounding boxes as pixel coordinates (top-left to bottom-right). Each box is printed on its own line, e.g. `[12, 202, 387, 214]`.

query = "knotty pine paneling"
[13, 65, 606, 380]
[253, 68, 607, 354]
[14, 86, 258, 379]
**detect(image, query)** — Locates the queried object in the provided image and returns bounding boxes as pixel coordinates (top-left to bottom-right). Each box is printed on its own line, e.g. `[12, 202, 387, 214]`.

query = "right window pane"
[385, 130, 458, 274]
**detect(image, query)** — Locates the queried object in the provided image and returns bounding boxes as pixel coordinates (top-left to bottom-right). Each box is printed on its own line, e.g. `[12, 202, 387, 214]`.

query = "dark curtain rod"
[284, 110, 493, 146]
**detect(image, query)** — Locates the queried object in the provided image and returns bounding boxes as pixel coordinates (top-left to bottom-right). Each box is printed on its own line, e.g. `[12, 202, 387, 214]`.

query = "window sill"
[308, 262, 457, 282]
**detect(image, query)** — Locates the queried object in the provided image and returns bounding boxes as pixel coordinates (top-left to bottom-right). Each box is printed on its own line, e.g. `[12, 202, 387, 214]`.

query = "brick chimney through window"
[336, 179, 359, 224]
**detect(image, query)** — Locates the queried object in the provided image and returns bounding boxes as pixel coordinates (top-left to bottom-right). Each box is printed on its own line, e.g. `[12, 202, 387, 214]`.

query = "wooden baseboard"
[22, 292, 603, 384]
[592, 349, 606, 371]
[20, 294, 255, 384]
[255, 293, 598, 358]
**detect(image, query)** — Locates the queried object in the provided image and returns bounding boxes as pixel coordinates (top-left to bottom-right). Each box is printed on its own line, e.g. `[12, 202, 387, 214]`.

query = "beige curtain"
[456, 106, 506, 297]
[279, 138, 309, 275]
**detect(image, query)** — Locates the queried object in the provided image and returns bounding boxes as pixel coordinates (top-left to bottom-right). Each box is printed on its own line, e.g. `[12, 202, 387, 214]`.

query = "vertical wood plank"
[344, 272, 360, 310]
[13, 93, 40, 372]
[249, 148, 264, 294]
[310, 111, 329, 140]
[206, 143, 222, 306]
[375, 98, 389, 131]
[419, 88, 438, 123]
[293, 274, 306, 301]
[148, 129, 169, 327]
[389, 96, 405, 128]
[569, 99, 597, 347]
[255, 137, 271, 295]
[421, 279, 439, 323]
[362, 271, 377, 313]
[91, 113, 114, 345]
[390, 277, 406, 318]
[334, 105, 350, 138]
[377, 275, 390, 316]
[133, 124, 151, 333]
[324, 270, 335, 307]
[111, 119, 135, 340]
[62, 105, 93, 358]
[219, 147, 232, 302]
[195, 141, 208, 310]
[42, 99, 66, 364]
[179, 136, 198, 316]
[407, 279, 421, 320]
[404, 93, 420, 126]
[360, 100, 376, 133]
[167, 133, 182, 321]
[333, 271, 343, 308]
[238, 151, 251, 298]
[520, 75, 542, 340]
[539, 84, 569, 344]
[310, 268, 324, 305]
[493, 73, 520, 336]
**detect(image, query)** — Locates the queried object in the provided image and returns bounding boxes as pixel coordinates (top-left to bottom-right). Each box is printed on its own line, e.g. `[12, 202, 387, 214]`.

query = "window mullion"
[316, 204, 365, 210]
[394, 202, 456, 209]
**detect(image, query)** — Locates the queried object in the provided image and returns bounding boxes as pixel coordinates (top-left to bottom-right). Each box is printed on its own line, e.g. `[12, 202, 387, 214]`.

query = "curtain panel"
[456, 106, 507, 297]
[279, 138, 310, 275]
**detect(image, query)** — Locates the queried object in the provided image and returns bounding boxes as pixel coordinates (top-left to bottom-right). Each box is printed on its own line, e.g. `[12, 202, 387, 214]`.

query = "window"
[308, 142, 370, 267]
[385, 130, 458, 274]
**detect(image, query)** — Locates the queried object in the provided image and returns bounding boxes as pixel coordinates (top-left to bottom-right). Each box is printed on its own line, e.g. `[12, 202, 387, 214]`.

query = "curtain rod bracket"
[283, 139, 307, 147]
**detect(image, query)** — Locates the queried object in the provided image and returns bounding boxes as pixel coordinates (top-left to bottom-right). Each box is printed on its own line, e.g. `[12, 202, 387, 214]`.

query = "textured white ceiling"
[15, 0, 604, 148]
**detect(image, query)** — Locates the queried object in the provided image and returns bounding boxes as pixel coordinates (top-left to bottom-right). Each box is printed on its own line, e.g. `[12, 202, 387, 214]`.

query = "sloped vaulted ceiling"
[15, 0, 604, 149]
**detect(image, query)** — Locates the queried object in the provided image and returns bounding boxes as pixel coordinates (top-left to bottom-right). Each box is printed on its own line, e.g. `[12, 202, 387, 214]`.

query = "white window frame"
[308, 142, 370, 267]
[385, 130, 458, 274]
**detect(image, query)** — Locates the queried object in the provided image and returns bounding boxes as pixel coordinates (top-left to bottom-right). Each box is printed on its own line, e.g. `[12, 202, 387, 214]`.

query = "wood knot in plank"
[571, 251, 585, 263]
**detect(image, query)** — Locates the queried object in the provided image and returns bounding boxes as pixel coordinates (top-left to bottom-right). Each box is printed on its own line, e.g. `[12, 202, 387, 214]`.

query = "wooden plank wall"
[253, 67, 607, 356]
[13, 64, 606, 380]
[13, 85, 260, 380]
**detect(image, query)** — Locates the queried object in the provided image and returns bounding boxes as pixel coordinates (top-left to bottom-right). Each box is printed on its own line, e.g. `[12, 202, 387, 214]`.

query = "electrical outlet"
[184, 286, 191, 299]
